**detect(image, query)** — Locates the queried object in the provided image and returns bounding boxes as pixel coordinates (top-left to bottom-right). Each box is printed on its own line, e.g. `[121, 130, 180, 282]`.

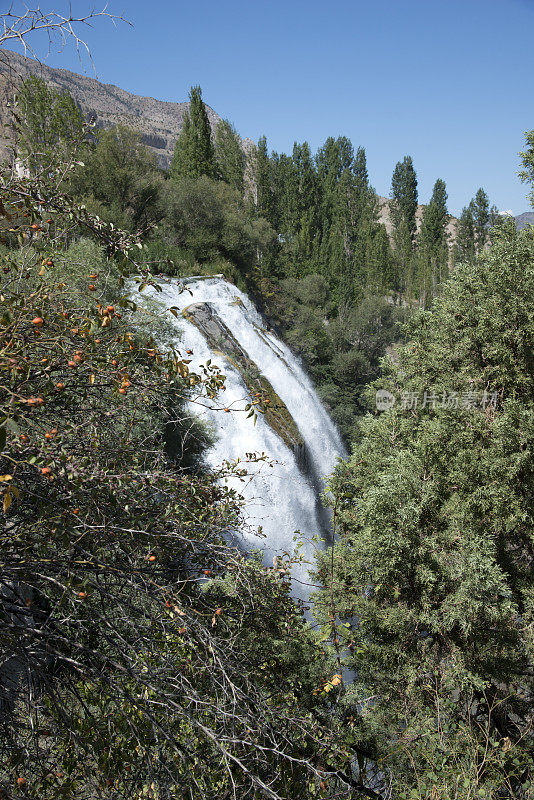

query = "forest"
[0, 8, 533, 799]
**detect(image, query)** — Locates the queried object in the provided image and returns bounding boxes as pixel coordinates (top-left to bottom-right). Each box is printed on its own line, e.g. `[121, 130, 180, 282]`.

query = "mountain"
[515, 211, 534, 230]
[0, 48, 222, 168]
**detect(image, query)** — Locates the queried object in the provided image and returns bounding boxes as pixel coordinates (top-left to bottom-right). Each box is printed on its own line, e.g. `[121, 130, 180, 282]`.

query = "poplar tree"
[473, 186, 490, 252]
[214, 118, 244, 193]
[170, 85, 215, 181]
[255, 135, 275, 226]
[390, 155, 418, 242]
[454, 202, 476, 263]
[419, 178, 449, 299]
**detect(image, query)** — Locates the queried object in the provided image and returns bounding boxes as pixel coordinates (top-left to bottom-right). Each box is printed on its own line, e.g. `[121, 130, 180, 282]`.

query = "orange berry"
[40, 467, 51, 475]
[16, 776, 27, 786]
[72, 508, 79, 515]
[31, 223, 40, 231]
[55, 382, 65, 390]
[215, 608, 222, 616]
[78, 591, 87, 599]
[47, 259, 53, 266]
[111, 359, 118, 366]
[224, 408, 230, 413]
[88, 284, 96, 291]
[68, 360, 76, 368]
[32, 316, 44, 326]
[148, 555, 156, 562]
[118, 388, 126, 395]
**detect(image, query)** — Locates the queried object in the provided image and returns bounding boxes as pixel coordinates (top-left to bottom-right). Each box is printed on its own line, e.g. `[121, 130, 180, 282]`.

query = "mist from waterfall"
[146, 276, 348, 601]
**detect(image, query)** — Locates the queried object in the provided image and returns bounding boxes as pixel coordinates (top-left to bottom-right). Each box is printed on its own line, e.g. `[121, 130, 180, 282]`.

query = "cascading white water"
[144, 276, 348, 602]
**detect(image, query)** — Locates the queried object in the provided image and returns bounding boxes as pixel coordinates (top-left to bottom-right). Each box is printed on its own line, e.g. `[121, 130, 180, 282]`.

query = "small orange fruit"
[88, 284, 96, 291]
[32, 316, 44, 326]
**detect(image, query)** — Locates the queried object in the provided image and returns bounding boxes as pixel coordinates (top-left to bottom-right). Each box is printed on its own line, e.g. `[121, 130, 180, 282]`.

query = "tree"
[317, 219, 534, 797]
[214, 118, 245, 193]
[170, 85, 215, 181]
[519, 129, 534, 208]
[454, 202, 476, 263]
[0, 134, 360, 800]
[70, 124, 163, 232]
[254, 135, 275, 225]
[473, 186, 490, 252]
[17, 75, 85, 172]
[419, 178, 449, 301]
[390, 155, 418, 243]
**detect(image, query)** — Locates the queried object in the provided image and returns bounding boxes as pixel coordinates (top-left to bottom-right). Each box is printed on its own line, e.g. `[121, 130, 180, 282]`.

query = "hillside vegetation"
[1, 45, 533, 799]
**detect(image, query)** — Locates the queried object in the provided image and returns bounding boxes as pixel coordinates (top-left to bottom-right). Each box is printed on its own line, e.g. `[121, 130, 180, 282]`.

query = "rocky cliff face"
[0, 49, 222, 168]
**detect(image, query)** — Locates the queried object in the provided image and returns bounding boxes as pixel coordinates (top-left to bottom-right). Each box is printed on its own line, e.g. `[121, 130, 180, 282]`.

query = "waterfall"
[144, 276, 348, 602]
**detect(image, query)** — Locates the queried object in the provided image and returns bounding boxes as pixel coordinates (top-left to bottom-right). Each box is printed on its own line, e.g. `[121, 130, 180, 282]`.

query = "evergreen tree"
[170, 85, 215, 181]
[214, 118, 245, 193]
[317, 220, 534, 795]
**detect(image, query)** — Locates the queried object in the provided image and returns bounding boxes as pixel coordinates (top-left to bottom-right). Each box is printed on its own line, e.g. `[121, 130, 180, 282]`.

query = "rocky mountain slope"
[0, 48, 222, 168]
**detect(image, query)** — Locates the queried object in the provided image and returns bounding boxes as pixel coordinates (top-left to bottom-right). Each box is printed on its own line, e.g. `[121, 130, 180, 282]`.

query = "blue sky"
[5, 0, 534, 215]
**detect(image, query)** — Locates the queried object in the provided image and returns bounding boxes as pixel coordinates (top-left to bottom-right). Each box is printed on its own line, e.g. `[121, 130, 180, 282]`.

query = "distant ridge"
[515, 211, 534, 230]
[0, 49, 222, 168]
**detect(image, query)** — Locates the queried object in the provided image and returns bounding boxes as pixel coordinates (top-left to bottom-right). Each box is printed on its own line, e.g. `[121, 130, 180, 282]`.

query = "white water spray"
[145, 277, 347, 601]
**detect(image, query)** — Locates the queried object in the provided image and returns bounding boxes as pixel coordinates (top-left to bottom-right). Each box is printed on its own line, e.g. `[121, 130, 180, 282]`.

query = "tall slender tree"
[473, 186, 490, 253]
[170, 85, 215, 180]
[454, 202, 476, 263]
[390, 155, 418, 242]
[419, 178, 449, 300]
[214, 118, 245, 193]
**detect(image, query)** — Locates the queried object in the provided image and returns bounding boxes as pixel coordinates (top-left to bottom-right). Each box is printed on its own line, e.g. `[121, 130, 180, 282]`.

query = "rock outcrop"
[183, 302, 304, 453]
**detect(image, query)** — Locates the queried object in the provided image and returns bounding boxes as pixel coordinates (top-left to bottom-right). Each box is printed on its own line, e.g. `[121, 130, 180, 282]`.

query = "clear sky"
[5, 0, 534, 215]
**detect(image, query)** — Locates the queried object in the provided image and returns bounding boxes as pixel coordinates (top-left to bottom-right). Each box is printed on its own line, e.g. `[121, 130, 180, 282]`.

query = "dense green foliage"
[16, 76, 84, 173]
[170, 86, 216, 181]
[315, 220, 534, 798]
[8, 68, 533, 799]
[71, 124, 164, 232]
[0, 146, 362, 800]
